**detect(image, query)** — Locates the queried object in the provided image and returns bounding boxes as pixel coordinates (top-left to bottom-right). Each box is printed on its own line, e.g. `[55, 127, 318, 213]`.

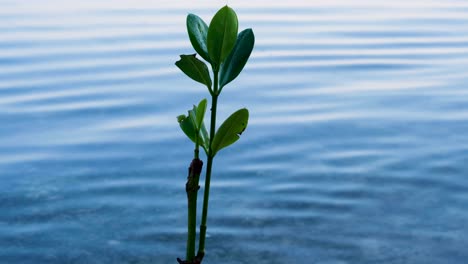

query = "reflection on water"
[1, 0, 468, 263]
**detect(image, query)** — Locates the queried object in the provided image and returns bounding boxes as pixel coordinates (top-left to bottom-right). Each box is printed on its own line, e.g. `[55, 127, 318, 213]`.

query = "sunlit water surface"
[1, 0, 468, 263]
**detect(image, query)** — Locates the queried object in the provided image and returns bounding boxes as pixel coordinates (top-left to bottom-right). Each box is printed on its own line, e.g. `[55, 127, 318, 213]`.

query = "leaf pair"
[177, 99, 209, 152]
[178, 101, 249, 157]
[186, 6, 238, 70]
[176, 6, 255, 92]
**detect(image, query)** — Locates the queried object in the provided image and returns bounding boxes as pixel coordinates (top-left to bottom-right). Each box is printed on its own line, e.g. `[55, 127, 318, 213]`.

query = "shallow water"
[1, 0, 468, 263]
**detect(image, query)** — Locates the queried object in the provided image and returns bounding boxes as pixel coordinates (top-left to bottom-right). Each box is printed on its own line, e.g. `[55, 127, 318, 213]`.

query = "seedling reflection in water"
[175, 6, 255, 264]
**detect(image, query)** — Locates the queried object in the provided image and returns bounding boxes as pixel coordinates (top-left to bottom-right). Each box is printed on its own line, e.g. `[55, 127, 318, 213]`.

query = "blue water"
[1, 0, 468, 263]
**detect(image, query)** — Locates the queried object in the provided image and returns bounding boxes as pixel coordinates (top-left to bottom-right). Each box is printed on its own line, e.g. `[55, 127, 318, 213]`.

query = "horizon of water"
[1, 0, 468, 263]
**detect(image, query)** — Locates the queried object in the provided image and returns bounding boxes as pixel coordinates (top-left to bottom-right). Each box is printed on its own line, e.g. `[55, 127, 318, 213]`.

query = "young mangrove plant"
[175, 5, 255, 264]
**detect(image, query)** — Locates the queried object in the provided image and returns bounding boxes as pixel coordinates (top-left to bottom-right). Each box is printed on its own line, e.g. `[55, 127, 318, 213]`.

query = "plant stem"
[198, 154, 212, 256]
[198, 70, 219, 256]
[186, 173, 197, 260]
[194, 143, 199, 159]
[186, 144, 202, 261]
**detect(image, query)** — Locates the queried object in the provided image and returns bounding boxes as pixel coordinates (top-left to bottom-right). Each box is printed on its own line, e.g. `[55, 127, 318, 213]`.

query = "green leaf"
[175, 54, 212, 88]
[193, 99, 209, 152]
[188, 107, 197, 130]
[187, 14, 210, 62]
[200, 123, 209, 151]
[178, 100, 210, 153]
[211, 108, 249, 156]
[195, 99, 207, 130]
[219, 29, 255, 89]
[207, 6, 238, 70]
[188, 99, 207, 132]
[177, 113, 198, 144]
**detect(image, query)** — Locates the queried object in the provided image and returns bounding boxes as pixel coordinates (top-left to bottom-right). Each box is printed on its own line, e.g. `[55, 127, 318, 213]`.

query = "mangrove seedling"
[175, 5, 255, 264]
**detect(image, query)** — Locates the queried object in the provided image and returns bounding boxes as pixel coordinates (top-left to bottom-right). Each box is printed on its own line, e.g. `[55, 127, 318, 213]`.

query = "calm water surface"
[1, 0, 468, 263]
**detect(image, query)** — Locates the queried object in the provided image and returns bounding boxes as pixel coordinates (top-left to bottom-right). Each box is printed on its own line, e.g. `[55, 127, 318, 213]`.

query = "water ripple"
[1, 1, 468, 263]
